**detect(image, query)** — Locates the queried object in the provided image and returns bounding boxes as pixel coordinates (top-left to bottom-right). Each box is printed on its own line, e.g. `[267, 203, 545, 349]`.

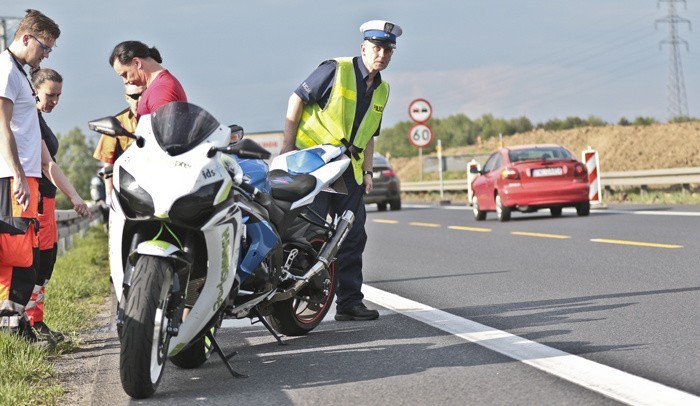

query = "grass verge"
[0, 226, 110, 406]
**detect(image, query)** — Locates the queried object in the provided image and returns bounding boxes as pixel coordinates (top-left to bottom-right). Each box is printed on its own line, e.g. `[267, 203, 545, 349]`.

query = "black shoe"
[32, 321, 67, 342]
[335, 304, 379, 321]
[17, 320, 56, 350]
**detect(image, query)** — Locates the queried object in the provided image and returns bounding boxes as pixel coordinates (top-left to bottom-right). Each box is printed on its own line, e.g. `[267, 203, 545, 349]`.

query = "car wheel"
[377, 203, 387, 211]
[550, 207, 563, 217]
[496, 194, 511, 222]
[473, 196, 486, 221]
[576, 201, 590, 216]
[390, 199, 401, 211]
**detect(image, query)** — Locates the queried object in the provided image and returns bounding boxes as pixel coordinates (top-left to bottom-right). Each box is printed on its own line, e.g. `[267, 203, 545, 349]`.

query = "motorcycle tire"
[119, 256, 173, 399]
[170, 323, 218, 369]
[266, 234, 336, 336]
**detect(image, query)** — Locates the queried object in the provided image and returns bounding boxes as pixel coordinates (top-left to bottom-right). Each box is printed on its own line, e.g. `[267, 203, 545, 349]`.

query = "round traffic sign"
[408, 98, 432, 123]
[408, 123, 433, 147]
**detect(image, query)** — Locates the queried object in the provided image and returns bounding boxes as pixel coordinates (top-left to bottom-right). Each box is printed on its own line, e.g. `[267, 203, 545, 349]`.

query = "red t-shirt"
[137, 70, 187, 119]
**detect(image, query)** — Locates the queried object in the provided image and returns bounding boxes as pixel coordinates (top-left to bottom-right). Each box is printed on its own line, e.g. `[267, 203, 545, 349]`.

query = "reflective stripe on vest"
[295, 57, 389, 184]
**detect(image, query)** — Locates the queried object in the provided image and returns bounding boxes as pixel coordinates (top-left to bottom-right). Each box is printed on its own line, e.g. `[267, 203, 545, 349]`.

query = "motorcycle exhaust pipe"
[316, 210, 354, 269]
[273, 210, 354, 302]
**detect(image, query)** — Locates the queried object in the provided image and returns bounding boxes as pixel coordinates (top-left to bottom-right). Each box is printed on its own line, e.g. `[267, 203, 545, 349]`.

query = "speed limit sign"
[408, 123, 433, 147]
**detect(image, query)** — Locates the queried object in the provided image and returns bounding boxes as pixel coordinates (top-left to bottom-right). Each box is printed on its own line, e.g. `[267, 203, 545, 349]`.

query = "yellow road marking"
[511, 231, 571, 239]
[372, 219, 399, 224]
[448, 226, 492, 233]
[591, 238, 683, 249]
[409, 222, 441, 228]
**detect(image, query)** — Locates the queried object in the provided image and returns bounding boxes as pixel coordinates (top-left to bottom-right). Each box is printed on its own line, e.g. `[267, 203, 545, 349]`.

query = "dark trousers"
[310, 167, 367, 313]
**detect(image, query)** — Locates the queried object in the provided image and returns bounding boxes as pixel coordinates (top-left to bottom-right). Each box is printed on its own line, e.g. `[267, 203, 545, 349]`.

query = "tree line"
[54, 128, 97, 210]
[52, 113, 698, 209]
[376, 113, 698, 158]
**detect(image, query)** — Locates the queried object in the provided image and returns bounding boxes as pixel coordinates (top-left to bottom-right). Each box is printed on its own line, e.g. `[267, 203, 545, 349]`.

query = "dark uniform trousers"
[310, 166, 367, 313]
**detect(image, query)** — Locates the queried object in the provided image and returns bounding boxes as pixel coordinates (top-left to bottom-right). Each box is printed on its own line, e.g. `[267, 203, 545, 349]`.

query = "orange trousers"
[26, 196, 58, 325]
[0, 177, 39, 326]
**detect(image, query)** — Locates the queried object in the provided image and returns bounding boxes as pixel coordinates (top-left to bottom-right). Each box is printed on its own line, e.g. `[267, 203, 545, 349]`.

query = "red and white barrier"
[467, 159, 481, 206]
[582, 147, 602, 205]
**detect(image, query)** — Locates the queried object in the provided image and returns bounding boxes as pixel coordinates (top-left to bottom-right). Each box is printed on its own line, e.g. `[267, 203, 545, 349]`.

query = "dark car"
[470, 144, 590, 221]
[365, 153, 401, 211]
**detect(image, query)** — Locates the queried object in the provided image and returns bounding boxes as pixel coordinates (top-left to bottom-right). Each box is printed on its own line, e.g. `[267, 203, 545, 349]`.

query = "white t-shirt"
[0, 50, 41, 178]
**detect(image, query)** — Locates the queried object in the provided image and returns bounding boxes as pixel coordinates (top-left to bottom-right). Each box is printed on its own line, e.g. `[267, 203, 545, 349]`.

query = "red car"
[470, 144, 590, 221]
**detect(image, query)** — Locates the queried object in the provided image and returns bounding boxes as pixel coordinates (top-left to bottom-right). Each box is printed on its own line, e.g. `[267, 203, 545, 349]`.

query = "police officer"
[281, 20, 402, 321]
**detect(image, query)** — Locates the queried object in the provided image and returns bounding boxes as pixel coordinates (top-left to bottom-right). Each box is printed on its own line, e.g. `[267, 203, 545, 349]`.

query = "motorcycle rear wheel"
[119, 256, 173, 399]
[266, 234, 336, 336]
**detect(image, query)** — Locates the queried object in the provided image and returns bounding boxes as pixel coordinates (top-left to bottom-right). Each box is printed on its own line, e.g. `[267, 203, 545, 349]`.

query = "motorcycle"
[88, 101, 353, 399]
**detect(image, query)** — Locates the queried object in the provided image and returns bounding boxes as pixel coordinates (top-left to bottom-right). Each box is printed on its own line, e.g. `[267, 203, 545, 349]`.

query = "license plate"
[532, 167, 563, 177]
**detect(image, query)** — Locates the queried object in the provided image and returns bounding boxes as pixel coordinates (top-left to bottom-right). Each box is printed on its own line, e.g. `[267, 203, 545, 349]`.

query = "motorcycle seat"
[268, 169, 316, 202]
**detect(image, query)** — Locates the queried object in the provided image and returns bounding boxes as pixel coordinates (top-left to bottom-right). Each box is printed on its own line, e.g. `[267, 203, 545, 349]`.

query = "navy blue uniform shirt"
[294, 57, 383, 141]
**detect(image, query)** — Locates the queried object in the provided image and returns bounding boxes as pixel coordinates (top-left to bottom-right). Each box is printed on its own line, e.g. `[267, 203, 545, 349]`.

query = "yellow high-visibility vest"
[295, 57, 389, 184]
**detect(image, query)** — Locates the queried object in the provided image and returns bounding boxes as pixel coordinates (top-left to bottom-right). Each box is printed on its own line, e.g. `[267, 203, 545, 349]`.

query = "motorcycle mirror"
[208, 138, 272, 160]
[88, 116, 136, 139]
[231, 138, 271, 160]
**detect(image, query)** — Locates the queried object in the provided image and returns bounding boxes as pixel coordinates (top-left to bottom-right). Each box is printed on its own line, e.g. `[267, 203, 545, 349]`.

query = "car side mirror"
[469, 166, 481, 174]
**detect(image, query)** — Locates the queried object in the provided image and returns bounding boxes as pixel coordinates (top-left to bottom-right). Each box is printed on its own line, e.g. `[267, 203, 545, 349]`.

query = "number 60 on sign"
[408, 123, 433, 147]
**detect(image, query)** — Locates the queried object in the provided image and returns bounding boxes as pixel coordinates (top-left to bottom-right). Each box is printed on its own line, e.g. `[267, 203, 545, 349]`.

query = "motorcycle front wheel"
[266, 234, 336, 336]
[119, 256, 173, 399]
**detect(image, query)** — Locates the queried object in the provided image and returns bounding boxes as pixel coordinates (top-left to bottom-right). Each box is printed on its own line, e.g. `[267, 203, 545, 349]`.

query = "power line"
[656, 0, 691, 119]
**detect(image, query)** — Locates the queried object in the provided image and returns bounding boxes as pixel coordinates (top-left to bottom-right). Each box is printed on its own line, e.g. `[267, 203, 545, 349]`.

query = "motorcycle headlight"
[117, 167, 154, 218]
[170, 180, 224, 226]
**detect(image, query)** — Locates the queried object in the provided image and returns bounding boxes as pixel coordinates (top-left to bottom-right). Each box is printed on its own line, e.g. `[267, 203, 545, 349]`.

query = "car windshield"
[509, 147, 572, 162]
[151, 102, 220, 156]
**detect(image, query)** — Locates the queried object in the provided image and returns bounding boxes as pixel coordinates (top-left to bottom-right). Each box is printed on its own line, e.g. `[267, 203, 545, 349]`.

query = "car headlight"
[169, 180, 224, 226]
[117, 167, 154, 218]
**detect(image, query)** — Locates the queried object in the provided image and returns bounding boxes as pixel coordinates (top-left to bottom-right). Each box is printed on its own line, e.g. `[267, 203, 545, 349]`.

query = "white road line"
[401, 203, 700, 217]
[362, 285, 700, 406]
[602, 209, 700, 217]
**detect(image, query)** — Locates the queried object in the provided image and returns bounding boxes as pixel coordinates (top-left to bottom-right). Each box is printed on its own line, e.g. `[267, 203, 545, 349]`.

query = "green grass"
[0, 226, 110, 406]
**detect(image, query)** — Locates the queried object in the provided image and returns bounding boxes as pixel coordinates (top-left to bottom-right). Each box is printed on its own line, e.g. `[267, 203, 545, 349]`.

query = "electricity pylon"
[656, 0, 691, 119]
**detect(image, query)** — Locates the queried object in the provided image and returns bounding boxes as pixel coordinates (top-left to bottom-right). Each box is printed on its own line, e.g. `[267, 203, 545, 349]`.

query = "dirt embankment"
[391, 122, 700, 181]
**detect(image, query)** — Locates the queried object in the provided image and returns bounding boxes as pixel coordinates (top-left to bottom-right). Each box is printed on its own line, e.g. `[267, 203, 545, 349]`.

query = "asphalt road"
[81, 203, 700, 405]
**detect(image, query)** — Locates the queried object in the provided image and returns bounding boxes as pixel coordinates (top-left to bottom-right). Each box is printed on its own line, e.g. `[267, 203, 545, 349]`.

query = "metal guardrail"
[402, 167, 700, 192]
[55, 204, 103, 255]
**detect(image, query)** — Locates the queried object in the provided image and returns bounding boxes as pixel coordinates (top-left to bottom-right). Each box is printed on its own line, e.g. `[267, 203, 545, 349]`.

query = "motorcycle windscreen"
[151, 102, 220, 156]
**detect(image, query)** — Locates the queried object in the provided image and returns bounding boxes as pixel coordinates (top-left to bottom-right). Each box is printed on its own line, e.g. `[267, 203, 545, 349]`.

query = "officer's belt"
[340, 138, 363, 160]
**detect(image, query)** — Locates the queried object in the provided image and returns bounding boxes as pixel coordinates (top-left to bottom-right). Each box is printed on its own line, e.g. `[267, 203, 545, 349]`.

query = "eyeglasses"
[29, 35, 53, 54]
[126, 93, 142, 100]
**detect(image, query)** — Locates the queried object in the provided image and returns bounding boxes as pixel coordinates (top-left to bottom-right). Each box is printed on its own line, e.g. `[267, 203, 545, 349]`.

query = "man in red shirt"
[109, 40, 186, 119]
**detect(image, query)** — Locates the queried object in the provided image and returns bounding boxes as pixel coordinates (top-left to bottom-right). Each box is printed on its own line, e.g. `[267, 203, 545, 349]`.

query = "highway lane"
[89, 203, 699, 405]
[362, 203, 700, 399]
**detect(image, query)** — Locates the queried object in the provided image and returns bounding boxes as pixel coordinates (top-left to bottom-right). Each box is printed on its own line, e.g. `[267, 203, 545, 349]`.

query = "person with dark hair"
[0, 9, 60, 346]
[281, 20, 402, 321]
[25, 68, 89, 343]
[109, 40, 186, 119]
[93, 82, 145, 208]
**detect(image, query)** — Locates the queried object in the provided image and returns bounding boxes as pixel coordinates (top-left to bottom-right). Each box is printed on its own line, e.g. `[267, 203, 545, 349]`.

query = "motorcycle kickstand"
[252, 308, 287, 346]
[205, 330, 248, 379]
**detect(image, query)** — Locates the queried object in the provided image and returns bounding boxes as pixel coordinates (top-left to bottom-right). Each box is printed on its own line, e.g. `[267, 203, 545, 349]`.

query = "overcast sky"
[2, 1, 698, 140]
